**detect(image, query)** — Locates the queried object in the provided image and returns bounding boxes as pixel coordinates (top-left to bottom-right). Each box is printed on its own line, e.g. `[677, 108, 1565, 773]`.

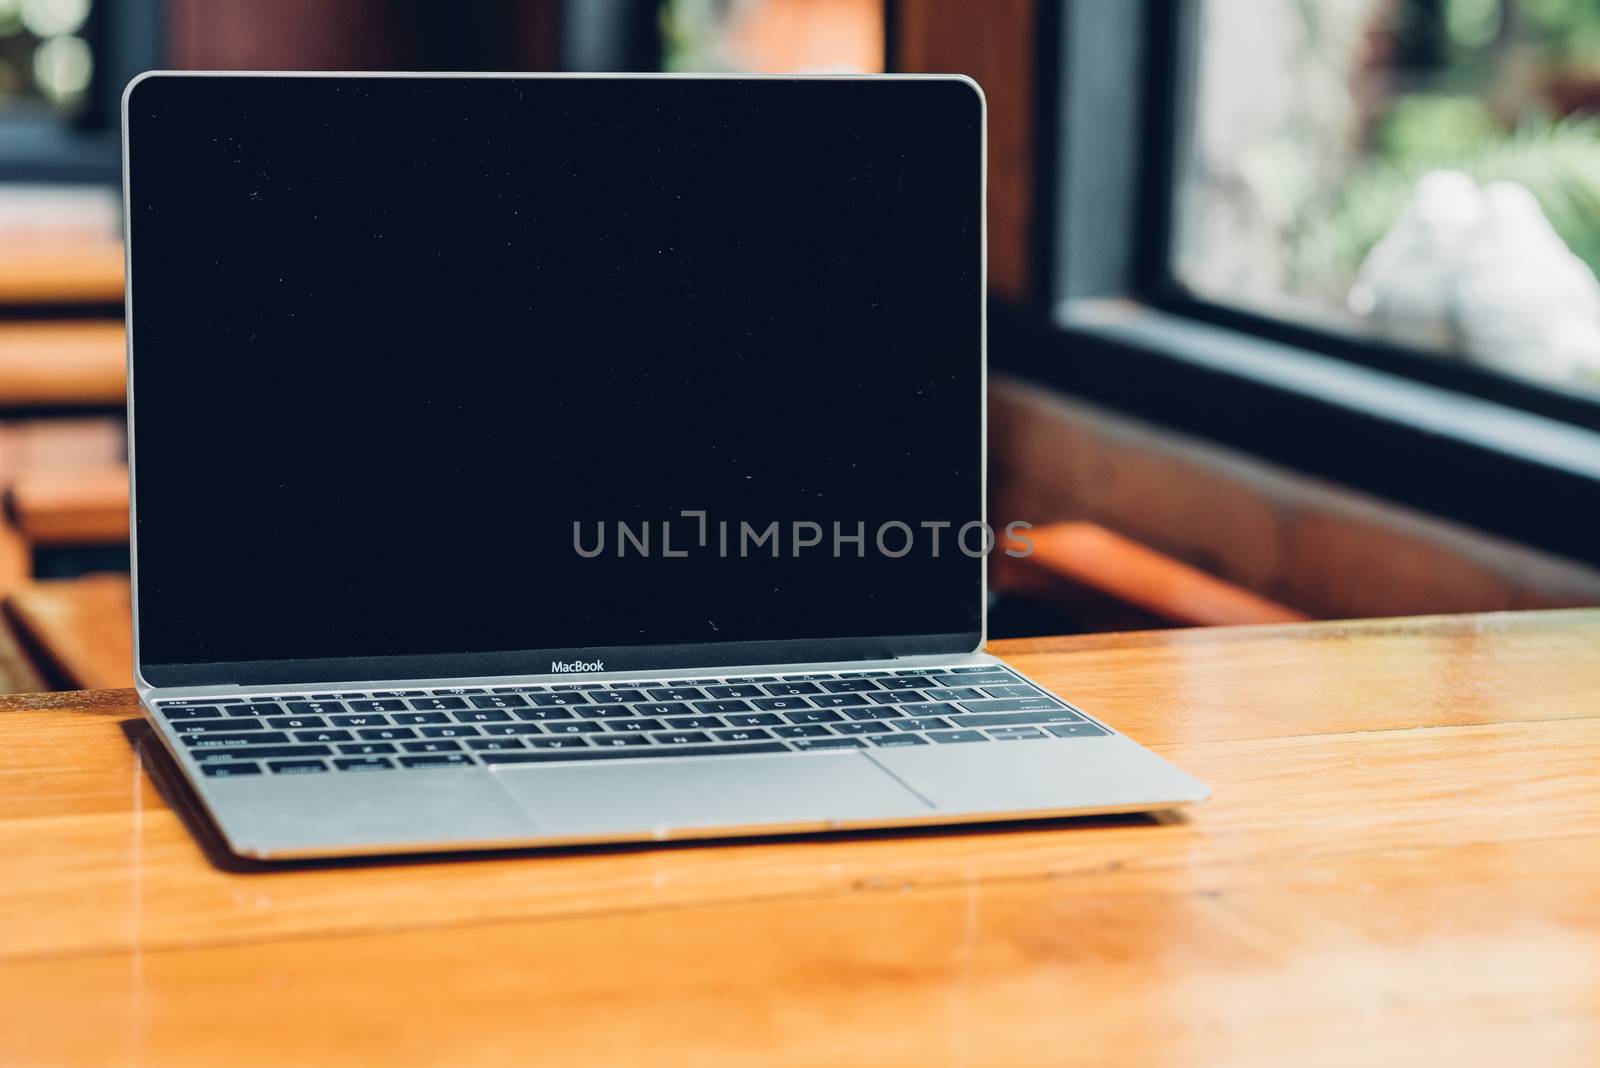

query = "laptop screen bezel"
[122, 71, 987, 690]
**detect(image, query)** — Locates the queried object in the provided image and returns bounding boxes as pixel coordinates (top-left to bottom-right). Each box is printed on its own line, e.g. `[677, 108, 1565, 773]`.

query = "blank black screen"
[127, 75, 983, 676]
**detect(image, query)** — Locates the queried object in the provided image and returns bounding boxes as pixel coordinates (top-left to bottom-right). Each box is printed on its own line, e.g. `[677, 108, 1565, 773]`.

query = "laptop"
[123, 71, 1208, 859]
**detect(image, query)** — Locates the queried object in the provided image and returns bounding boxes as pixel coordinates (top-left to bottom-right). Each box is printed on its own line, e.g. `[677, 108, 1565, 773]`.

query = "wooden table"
[2, 610, 1598, 1066]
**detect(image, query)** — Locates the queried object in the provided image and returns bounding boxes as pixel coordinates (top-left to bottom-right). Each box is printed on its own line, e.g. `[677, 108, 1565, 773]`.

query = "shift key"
[954, 697, 1066, 713]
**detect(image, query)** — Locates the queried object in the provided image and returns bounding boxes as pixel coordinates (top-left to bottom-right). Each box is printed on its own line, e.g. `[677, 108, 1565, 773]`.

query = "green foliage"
[1288, 104, 1600, 299]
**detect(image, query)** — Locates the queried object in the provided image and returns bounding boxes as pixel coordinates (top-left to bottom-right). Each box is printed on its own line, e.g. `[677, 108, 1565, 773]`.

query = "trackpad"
[491, 752, 930, 838]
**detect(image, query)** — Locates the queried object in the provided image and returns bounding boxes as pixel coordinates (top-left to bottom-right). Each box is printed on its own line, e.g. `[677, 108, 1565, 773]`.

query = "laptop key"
[174, 718, 262, 734]
[704, 684, 761, 698]
[294, 729, 352, 743]
[871, 733, 929, 748]
[403, 740, 462, 753]
[812, 694, 867, 708]
[399, 754, 475, 769]
[334, 757, 395, 772]
[192, 744, 329, 762]
[772, 724, 831, 739]
[899, 702, 956, 717]
[927, 729, 987, 744]
[843, 706, 904, 721]
[931, 674, 1013, 687]
[954, 697, 1067, 714]
[634, 702, 690, 717]
[531, 692, 591, 707]
[652, 731, 712, 745]
[894, 717, 953, 731]
[357, 726, 417, 741]
[979, 684, 1043, 699]
[605, 717, 665, 732]
[723, 712, 783, 727]
[789, 737, 866, 751]
[869, 691, 925, 705]
[452, 709, 512, 723]
[347, 699, 405, 713]
[780, 674, 834, 682]
[371, 690, 426, 698]
[467, 738, 525, 751]
[330, 713, 389, 728]
[988, 727, 1048, 740]
[480, 742, 789, 765]
[339, 742, 397, 755]
[1046, 722, 1111, 739]
[514, 707, 581, 722]
[951, 710, 1084, 728]
[924, 688, 983, 702]
[527, 737, 590, 749]
[834, 721, 893, 735]
[888, 675, 936, 688]
[227, 703, 283, 718]
[781, 709, 842, 724]
[588, 690, 642, 705]
[762, 682, 819, 696]
[645, 688, 704, 702]
[591, 733, 649, 748]
[394, 711, 449, 725]
[283, 701, 344, 716]
[478, 723, 541, 737]
[269, 759, 328, 775]
[663, 715, 724, 730]
[431, 688, 485, 696]
[470, 694, 529, 709]
[693, 699, 752, 714]
[407, 696, 468, 711]
[161, 706, 225, 720]
[714, 727, 774, 742]
[576, 706, 637, 719]
[821, 679, 879, 693]
[544, 720, 603, 735]
[202, 763, 262, 777]
[184, 731, 291, 748]
[267, 715, 328, 730]
[750, 696, 811, 711]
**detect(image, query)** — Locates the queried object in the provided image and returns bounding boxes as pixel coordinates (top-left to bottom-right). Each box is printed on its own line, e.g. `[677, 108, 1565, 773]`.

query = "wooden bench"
[3, 573, 132, 690]
[0, 321, 125, 407]
[998, 520, 1308, 628]
[5, 464, 128, 547]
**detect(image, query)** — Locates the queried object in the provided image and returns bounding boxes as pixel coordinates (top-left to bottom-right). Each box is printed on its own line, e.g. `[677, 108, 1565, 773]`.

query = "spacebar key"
[481, 742, 789, 765]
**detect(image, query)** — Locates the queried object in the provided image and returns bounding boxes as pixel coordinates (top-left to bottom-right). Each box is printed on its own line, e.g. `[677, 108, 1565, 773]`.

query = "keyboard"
[153, 665, 1110, 778]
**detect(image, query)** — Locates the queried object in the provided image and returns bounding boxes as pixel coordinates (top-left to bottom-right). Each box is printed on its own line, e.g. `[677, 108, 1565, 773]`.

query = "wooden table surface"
[2, 609, 1598, 1066]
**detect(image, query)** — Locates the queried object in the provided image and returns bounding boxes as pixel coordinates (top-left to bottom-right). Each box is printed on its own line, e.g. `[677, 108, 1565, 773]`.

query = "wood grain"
[1, 610, 1598, 1066]
[3, 574, 133, 690]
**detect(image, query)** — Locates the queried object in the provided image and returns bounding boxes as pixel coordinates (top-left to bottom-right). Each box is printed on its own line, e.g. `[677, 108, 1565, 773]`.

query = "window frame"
[1011, 0, 1600, 566]
[0, 0, 165, 182]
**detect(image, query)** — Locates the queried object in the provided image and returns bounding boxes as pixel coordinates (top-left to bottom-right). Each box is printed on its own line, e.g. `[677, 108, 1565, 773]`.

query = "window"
[0, 0, 96, 120]
[1171, 0, 1600, 397]
[662, 0, 883, 73]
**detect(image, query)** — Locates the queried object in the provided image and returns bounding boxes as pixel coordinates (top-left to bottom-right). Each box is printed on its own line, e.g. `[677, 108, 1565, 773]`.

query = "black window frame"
[1004, 0, 1600, 567]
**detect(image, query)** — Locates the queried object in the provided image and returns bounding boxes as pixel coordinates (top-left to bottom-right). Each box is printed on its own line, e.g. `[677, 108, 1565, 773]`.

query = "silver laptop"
[123, 71, 1207, 860]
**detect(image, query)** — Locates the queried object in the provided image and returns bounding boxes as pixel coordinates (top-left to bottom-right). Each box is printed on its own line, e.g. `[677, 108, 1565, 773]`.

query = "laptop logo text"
[551, 659, 605, 673]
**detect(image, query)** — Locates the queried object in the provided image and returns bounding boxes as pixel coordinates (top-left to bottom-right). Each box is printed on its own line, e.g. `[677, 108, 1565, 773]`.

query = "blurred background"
[0, 0, 1595, 691]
